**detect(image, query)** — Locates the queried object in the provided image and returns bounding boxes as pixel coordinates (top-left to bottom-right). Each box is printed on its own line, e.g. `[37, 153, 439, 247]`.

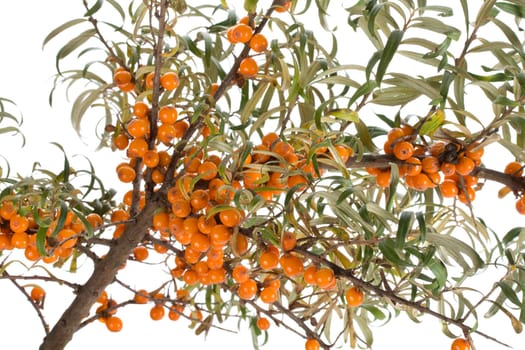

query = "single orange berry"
[249, 33, 268, 52]
[237, 278, 258, 300]
[30, 286, 46, 302]
[275, 1, 291, 13]
[105, 316, 123, 332]
[392, 140, 414, 160]
[451, 338, 471, 350]
[345, 286, 364, 307]
[133, 246, 149, 261]
[160, 71, 180, 91]
[504, 161, 523, 177]
[256, 317, 270, 331]
[113, 70, 132, 85]
[159, 105, 178, 124]
[150, 304, 165, 321]
[239, 57, 258, 77]
[133, 101, 149, 118]
[305, 338, 320, 350]
[227, 23, 253, 44]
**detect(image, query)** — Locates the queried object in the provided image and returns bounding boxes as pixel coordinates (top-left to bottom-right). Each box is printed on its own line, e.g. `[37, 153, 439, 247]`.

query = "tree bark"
[39, 201, 156, 350]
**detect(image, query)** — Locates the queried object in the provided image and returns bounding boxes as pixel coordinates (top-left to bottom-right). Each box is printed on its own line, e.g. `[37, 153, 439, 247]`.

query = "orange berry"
[145, 71, 155, 89]
[160, 71, 180, 91]
[118, 81, 135, 92]
[455, 156, 475, 176]
[133, 246, 149, 261]
[259, 250, 279, 270]
[281, 231, 297, 251]
[392, 140, 414, 160]
[113, 70, 132, 85]
[127, 138, 149, 158]
[133, 101, 149, 118]
[159, 106, 178, 124]
[0, 201, 17, 220]
[219, 208, 242, 227]
[465, 144, 484, 160]
[305, 338, 320, 350]
[421, 156, 440, 173]
[279, 254, 304, 277]
[232, 264, 250, 283]
[451, 338, 471, 350]
[134, 289, 150, 304]
[441, 162, 456, 177]
[259, 286, 278, 304]
[314, 268, 335, 289]
[171, 199, 192, 218]
[150, 304, 165, 321]
[401, 157, 422, 177]
[249, 33, 268, 52]
[237, 278, 258, 300]
[105, 316, 123, 332]
[235, 234, 249, 255]
[9, 214, 29, 233]
[304, 265, 318, 285]
[256, 317, 270, 331]
[227, 23, 253, 44]
[504, 161, 523, 177]
[387, 127, 405, 142]
[127, 118, 150, 138]
[56, 228, 77, 249]
[345, 286, 364, 307]
[458, 186, 476, 204]
[440, 179, 459, 198]
[375, 169, 391, 188]
[275, 1, 291, 13]
[143, 150, 160, 168]
[239, 57, 258, 77]
[112, 133, 129, 150]
[197, 161, 218, 181]
[157, 123, 178, 144]
[334, 144, 354, 164]
[30, 286, 46, 302]
[117, 164, 136, 183]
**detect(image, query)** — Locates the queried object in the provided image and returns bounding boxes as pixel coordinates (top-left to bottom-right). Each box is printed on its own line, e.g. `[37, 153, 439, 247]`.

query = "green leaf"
[496, 2, 525, 18]
[84, 0, 104, 16]
[379, 237, 412, 267]
[497, 281, 522, 307]
[349, 80, 377, 107]
[419, 109, 445, 135]
[475, 0, 497, 26]
[42, 18, 87, 48]
[244, 0, 258, 12]
[396, 211, 414, 248]
[376, 30, 404, 84]
[326, 109, 359, 123]
[56, 29, 98, 72]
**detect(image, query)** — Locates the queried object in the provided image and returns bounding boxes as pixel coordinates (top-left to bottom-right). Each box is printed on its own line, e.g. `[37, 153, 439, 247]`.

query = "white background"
[0, 1, 523, 349]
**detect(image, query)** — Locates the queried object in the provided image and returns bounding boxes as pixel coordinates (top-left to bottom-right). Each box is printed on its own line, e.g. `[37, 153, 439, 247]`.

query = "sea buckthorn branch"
[294, 247, 512, 348]
[3, 270, 51, 335]
[81, 0, 126, 68]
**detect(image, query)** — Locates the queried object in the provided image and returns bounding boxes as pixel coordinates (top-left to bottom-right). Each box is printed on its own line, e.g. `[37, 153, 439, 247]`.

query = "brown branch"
[39, 201, 157, 349]
[3, 270, 51, 335]
[295, 247, 512, 348]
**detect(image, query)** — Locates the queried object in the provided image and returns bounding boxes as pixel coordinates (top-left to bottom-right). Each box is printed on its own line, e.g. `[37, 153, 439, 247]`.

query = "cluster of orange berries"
[95, 291, 123, 332]
[0, 200, 103, 263]
[113, 66, 180, 94]
[240, 132, 354, 201]
[368, 125, 484, 204]
[226, 15, 269, 78]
